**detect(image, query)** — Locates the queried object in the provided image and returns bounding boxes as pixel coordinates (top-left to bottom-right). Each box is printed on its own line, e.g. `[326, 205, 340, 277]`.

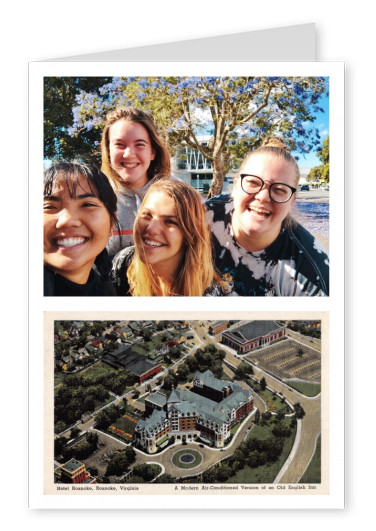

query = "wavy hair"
[127, 180, 218, 296]
[100, 106, 171, 191]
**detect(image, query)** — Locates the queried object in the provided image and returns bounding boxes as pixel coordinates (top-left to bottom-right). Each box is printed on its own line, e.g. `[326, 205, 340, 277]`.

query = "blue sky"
[294, 92, 329, 170]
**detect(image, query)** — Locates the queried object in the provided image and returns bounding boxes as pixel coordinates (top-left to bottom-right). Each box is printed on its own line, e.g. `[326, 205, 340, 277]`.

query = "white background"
[1, 0, 371, 526]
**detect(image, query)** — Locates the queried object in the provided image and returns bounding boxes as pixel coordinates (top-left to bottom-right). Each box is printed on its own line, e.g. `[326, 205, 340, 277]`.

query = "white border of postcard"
[28, 61, 344, 509]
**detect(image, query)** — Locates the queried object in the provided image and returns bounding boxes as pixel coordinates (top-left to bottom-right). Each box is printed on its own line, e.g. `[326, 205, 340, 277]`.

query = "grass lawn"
[253, 387, 292, 414]
[81, 361, 117, 381]
[227, 419, 297, 484]
[131, 336, 167, 356]
[285, 381, 321, 397]
[111, 414, 138, 435]
[172, 449, 203, 469]
[299, 435, 321, 483]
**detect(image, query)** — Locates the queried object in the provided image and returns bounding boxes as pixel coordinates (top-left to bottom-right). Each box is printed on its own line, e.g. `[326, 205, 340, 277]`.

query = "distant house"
[134, 370, 254, 453]
[222, 321, 286, 353]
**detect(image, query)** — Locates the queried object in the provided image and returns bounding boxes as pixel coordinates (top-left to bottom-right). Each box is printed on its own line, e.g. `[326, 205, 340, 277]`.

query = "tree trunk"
[207, 152, 229, 199]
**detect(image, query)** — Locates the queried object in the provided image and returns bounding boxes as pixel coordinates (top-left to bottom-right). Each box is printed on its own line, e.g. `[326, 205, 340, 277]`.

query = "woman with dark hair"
[101, 107, 171, 257]
[111, 180, 223, 296]
[43, 158, 119, 296]
[206, 137, 329, 296]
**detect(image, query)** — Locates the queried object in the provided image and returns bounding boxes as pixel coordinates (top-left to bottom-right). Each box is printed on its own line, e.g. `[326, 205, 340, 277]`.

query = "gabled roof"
[136, 371, 253, 436]
[224, 321, 283, 342]
[193, 369, 232, 392]
[136, 408, 168, 436]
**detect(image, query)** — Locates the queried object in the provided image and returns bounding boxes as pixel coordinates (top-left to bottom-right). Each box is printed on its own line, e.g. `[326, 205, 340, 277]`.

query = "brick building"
[134, 370, 254, 453]
[221, 321, 286, 354]
[57, 458, 96, 484]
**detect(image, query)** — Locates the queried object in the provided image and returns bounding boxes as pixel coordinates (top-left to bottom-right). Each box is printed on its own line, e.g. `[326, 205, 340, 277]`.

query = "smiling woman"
[43, 159, 118, 296]
[206, 137, 329, 296]
[111, 180, 223, 296]
[101, 107, 171, 257]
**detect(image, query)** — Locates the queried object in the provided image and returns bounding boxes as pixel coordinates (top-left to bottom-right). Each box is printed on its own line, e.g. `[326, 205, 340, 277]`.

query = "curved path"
[133, 409, 256, 479]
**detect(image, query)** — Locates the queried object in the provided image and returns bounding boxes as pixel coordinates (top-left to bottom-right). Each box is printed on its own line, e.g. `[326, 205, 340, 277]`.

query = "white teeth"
[56, 237, 86, 247]
[122, 163, 138, 168]
[144, 240, 164, 247]
[249, 207, 270, 215]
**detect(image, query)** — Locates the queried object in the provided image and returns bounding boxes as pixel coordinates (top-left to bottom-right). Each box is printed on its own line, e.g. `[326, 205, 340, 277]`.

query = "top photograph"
[43, 75, 329, 297]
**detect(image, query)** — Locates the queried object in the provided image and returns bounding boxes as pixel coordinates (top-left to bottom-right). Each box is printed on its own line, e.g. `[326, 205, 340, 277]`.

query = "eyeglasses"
[240, 174, 296, 203]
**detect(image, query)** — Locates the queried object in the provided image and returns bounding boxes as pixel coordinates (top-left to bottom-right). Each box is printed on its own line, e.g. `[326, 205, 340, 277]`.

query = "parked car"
[300, 184, 309, 191]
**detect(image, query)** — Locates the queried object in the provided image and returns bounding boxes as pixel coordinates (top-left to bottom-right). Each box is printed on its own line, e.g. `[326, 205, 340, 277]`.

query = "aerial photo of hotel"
[53, 319, 322, 485]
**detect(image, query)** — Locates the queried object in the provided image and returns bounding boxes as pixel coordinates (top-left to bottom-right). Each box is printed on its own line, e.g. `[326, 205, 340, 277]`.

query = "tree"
[293, 402, 306, 419]
[106, 451, 131, 477]
[133, 463, 160, 481]
[54, 436, 68, 457]
[44, 76, 111, 161]
[176, 363, 190, 382]
[70, 427, 81, 439]
[94, 410, 111, 430]
[260, 377, 267, 391]
[142, 329, 153, 342]
[296, 348, 304, 358]
[154, 473, 176, 484]
[54, 420, 68, 434]
[307, 135, 329, 183]
[272, 423, 292, 438]
[235, 362, 253, 380]
[64, 76, 328, 197]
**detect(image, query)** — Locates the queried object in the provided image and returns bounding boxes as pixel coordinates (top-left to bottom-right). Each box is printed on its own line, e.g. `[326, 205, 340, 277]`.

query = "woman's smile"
[135, 191, 184, 277]
[232, 154, 296, 251]
[44, 175, 112, 284]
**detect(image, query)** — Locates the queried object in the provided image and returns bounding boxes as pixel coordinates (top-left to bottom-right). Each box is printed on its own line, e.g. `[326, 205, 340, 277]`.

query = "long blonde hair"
[100, 107, 171, 192]
[127, 180, 218, 296]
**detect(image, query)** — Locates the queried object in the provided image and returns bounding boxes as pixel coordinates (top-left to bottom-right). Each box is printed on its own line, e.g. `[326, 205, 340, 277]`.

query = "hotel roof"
[137, 372, 253, 436]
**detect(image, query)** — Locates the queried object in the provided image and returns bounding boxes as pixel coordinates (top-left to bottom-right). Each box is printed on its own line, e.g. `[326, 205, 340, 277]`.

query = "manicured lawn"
[227, 419, 297, 484]
[107, 408, 140, 441]
[299, 435, 321, 483]
[172, 449, 203, 469]
[114, 414, 138, 434]
[285, 381, 321, 397]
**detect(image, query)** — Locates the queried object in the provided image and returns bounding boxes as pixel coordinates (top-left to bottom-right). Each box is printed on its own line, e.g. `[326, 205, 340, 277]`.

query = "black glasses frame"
[239, 174, 297, 203]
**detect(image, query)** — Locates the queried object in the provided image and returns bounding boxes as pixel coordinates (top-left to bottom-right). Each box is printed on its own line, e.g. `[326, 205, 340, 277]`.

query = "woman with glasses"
[206, 137, 329, 296]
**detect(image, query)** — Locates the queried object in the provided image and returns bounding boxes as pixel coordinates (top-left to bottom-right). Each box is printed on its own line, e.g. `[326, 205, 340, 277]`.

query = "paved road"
[296, 189, 329, 203]
[223, 346, 321, 483]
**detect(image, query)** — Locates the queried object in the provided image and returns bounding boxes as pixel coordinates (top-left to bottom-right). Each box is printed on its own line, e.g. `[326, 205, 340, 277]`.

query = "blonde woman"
[111, 180, 223, 296]
[101, 107, 171, 257]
